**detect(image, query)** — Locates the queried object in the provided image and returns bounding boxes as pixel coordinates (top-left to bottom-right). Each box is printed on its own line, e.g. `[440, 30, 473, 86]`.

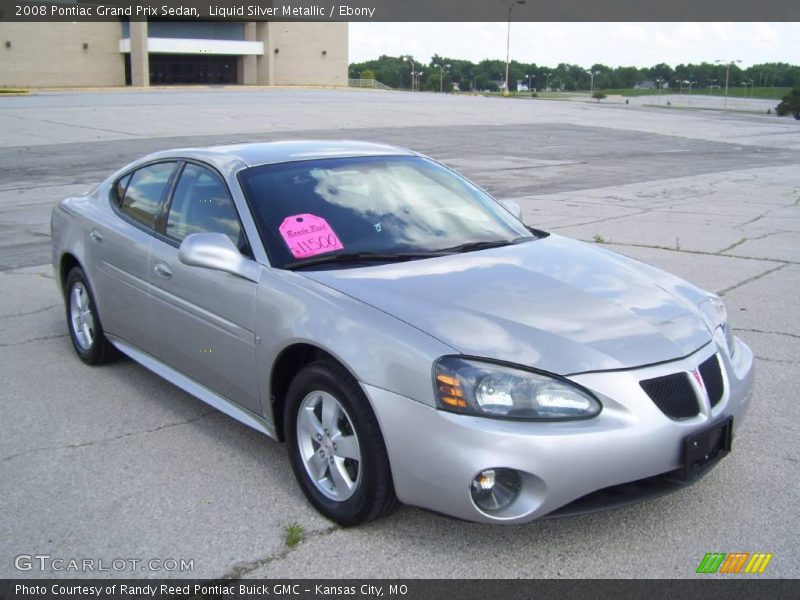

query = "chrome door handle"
[153, 262, 173, 279]
[89, 229, 104, 243]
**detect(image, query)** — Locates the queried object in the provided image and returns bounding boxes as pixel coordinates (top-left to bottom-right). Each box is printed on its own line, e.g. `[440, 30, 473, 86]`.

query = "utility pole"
[502, 0, 525, 96]
[587, 70, 597, 97]
[433, 63, 450, 93]
[716, 59, 741, 110]
[404, 56, 415, 91]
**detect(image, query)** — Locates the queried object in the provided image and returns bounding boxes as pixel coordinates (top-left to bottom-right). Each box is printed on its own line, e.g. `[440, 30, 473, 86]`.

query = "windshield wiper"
[285, 251, 452, 270]
[439, 236, 533, 254]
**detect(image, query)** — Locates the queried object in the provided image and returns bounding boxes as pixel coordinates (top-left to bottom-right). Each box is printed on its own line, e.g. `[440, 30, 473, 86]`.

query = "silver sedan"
[51, 141, 755, 525]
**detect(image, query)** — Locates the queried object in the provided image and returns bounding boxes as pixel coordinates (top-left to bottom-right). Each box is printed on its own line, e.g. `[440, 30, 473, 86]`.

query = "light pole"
[404, 56, 415, 91]
[656, 77, 664, 104]
[501, 0, 526, 96]
[526, 73, 531, 91]
[709, 78, 717, 95]
[586, 70, 598, 97]
[433, 63, 450, 93]
[544, 71, 550, 92]
[715, 59, 741, 110]
[685, 80, 696, 106]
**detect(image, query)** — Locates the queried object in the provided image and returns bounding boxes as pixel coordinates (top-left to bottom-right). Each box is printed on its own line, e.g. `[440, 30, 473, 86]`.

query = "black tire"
[284, 359, 399, 526]
[64, 267, 117, 365]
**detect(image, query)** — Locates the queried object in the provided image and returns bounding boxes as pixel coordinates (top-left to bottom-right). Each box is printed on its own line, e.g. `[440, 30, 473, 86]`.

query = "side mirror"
[499, 199, 523, 221]
[178, 233, 260, 283]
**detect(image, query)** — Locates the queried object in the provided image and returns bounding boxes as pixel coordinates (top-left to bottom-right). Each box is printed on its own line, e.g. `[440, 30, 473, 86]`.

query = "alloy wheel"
[69, 282, 94, 350]
[296, 390, 362, 501]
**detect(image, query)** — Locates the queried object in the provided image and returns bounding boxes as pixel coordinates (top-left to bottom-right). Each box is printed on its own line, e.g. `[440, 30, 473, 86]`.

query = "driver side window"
[166, 164, 247, 253]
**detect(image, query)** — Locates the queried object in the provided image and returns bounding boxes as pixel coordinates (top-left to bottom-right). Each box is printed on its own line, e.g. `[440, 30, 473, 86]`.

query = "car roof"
[142, 140, 417, 170]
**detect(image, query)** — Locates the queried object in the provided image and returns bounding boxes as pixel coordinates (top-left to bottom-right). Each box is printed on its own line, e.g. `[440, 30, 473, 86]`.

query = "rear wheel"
[284, 360, 399, 525]
[65, 267, 117, 365]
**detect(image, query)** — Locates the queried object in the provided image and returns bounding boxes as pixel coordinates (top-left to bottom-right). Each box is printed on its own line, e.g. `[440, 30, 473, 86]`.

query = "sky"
[349, 22, 800, 68]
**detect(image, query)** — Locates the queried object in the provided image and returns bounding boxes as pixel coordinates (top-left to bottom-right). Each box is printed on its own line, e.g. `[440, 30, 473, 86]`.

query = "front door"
[147, 162, 261, 413]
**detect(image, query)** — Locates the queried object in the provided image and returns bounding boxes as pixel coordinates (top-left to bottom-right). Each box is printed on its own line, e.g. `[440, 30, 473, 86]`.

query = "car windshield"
[238, 155, 533, 269]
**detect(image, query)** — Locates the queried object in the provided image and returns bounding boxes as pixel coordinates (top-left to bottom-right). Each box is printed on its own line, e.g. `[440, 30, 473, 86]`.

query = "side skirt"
[108, 336, 279, 441]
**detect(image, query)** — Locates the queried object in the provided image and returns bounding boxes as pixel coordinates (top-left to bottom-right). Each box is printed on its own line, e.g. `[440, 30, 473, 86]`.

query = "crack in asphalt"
[0, 333, 67, 347]
[736, 327, 800, 340]
[755, 356, 800, 365]
[221, 525, 339, 579]
[718, 237, 748, 254]
[548, 208, 651, 230]
[0, 270, 54, 279]
[588, 239, 795, 265]
[721, 229, 797, 254]
[0, 410, 217, 465]
[718, 263, 788, 296]
[1, 303, 60, 319]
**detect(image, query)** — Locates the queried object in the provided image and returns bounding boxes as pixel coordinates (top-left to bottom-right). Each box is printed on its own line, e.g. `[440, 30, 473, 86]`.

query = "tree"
[361, 69, 375, 80]
[614, 66, 641, 88]
[776, 84, 800, 119]
[348, 56, 800, 93]
[647, 63, 674, 83]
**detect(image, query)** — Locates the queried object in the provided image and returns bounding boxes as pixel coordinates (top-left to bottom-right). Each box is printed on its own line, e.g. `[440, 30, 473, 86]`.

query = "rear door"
[147, 161, 261, 413]
[91, 161, 178, 355]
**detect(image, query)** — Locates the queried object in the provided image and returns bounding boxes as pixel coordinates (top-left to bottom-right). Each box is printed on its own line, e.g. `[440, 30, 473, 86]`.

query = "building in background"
[0, 20, 348, 87]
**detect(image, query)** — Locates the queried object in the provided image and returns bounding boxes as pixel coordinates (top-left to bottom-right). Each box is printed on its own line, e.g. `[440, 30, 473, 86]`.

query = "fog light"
[470, 468, 521, 513]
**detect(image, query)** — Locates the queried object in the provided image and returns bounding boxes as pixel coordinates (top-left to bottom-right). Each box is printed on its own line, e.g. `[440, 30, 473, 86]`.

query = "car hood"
[302, 235, 713, 375]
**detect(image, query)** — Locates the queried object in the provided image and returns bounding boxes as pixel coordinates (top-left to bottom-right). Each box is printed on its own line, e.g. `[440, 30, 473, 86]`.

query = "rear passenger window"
[118, 162, 176, 229]
[166, 163, 245, 250]
[115, 173, 131, 204]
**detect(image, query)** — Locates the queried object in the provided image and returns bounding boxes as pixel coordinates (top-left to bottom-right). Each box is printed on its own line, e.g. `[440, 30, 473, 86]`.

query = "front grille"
[640, 372, 699, 419]
[699, 354, 724, 407]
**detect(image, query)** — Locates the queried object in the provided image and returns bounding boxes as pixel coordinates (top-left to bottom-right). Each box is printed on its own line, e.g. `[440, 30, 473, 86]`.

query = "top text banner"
[2, 0, 800, 22]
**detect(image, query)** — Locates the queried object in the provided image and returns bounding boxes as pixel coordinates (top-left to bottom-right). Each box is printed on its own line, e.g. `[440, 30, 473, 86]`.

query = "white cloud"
[349, 22, 800, 68]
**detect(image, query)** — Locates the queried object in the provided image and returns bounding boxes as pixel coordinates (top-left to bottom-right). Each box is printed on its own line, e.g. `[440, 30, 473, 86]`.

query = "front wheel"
[284, 360, 399, 526]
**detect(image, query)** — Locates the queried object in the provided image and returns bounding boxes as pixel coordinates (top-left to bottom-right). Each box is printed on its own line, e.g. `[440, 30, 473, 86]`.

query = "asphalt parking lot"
[1, 88, 798, 579]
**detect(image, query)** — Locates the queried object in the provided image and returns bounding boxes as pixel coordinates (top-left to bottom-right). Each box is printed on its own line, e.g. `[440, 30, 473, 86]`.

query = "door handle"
[153, 261, 173, 279]
[89, 229, 104, 243]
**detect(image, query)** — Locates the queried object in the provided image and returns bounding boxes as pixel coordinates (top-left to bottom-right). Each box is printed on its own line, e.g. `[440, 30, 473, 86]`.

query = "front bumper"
[365, 336, 755, 523]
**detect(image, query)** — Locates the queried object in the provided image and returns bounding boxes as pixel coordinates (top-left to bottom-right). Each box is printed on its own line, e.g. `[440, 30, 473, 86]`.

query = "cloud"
[349, 22, 800, 68]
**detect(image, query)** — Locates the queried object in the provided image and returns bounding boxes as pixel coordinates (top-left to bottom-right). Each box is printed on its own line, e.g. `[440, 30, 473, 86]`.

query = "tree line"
[349, 55, 800, 92]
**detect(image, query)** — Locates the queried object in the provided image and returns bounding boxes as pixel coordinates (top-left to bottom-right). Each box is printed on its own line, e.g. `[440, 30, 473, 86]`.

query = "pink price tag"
[279, 214, 344, 259]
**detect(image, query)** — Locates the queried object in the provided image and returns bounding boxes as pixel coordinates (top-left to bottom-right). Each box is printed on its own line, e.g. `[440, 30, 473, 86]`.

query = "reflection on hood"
[303, 235, 712, 374]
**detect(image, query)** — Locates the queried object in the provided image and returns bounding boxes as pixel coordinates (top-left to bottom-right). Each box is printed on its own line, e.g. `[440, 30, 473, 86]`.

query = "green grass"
[0, 88, 29, 94]
[284, 522, 305, 547]
[602, 86, 789, 100]
[449, 86, 792, 102]
[645, 104, 777, 115]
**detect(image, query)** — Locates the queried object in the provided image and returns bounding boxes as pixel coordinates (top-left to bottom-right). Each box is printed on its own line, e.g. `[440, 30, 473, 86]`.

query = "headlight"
[433, 357, 601, 421]
[698, 296, 735, 356]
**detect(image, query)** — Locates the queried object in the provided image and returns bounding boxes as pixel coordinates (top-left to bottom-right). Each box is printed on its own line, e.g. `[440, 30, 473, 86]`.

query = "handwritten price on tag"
[279, 214, 344, 259]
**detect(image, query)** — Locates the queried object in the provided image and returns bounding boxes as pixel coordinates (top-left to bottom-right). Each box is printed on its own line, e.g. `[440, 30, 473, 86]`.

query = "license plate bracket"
[681, 416, 733, 481]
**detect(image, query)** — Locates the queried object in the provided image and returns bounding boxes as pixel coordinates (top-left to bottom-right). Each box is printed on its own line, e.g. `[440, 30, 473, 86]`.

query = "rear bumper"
[365, 336, 755, 523]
